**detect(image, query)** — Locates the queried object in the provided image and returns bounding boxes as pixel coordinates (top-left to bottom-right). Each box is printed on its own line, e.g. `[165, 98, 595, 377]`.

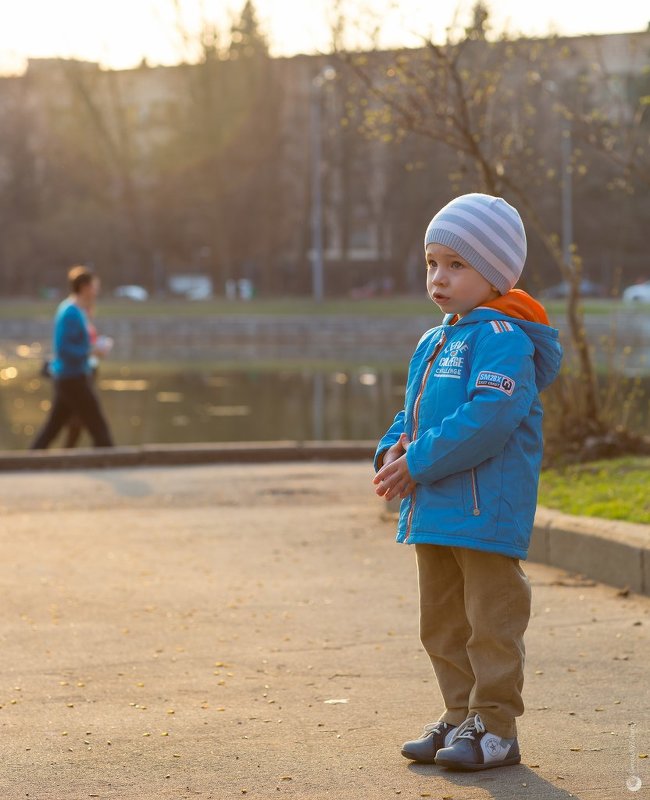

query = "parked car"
[540, 279, 605, 299]
[622, 281, 650, 303]
[168, 274, 213, 300]
[114, 285, 149, 302]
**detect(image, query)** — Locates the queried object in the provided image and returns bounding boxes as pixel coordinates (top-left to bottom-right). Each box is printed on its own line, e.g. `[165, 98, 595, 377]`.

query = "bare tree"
[0, 78, 39, 293]
[161, 0, 287, 293]
[56, 60, 153, 285]
[333, 5, 649, 456]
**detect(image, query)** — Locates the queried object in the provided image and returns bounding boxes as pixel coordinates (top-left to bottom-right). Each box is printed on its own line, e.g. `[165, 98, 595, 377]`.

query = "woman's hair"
[68, 265, 95, 294]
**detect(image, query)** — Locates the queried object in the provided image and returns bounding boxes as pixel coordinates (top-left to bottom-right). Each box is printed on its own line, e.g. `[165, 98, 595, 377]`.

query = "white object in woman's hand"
[96, 335, 114, 356]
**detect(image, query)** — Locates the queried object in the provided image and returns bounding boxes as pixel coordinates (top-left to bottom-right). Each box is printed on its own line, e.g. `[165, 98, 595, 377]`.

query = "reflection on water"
[206, 405, 251, 416]
[0, 361, 647, 452]
[0, 363, 407, 451]
[100, 379, 150, 392]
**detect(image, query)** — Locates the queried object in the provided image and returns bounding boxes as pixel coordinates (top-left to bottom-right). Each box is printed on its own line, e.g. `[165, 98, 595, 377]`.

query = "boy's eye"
[426, 262, 435, 270]
[450, 261, 464, 269]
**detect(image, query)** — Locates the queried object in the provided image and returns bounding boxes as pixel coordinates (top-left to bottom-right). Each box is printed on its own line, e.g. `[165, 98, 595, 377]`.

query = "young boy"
[373, 193, 562, 771]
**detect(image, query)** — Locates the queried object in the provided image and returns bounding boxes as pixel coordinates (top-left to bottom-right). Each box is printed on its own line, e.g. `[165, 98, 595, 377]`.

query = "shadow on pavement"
[409, 763, 582, 799]
[96, 470, 154, 498]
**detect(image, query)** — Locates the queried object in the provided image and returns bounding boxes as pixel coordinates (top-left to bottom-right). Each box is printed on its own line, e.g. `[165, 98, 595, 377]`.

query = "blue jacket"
[50, 300, 91, 379]
[375, 304, 562, 560]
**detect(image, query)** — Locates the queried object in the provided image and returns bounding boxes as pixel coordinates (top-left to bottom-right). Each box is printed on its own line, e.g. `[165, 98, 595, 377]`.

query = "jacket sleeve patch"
[489, 320, 514, 333]
[475, 371, 516, 395]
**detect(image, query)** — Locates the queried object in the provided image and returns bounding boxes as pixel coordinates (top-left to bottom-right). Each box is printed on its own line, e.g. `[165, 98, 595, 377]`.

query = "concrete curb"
[382, 498, 650, 596]
[529, 506, 649, 595]
[0, 440, 376, 472]
[0, 442, 647, 595]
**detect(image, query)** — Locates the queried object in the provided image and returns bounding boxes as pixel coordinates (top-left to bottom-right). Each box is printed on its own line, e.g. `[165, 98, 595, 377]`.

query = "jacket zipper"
[405, 333, 447, 541]
[470, 467, 481, 516]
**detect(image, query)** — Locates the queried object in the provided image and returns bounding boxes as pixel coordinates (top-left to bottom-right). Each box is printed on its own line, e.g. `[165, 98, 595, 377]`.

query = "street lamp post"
[560, 116, 574, 269]
[544, 80, 573, 268]
[310, 66, 336, 303]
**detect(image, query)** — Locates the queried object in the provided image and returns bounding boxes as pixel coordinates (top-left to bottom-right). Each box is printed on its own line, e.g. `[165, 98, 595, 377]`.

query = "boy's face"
[426, 243, 499, 317]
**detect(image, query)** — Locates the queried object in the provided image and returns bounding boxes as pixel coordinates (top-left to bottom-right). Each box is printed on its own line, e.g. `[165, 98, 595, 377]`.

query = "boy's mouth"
[432, 292, 450, 303]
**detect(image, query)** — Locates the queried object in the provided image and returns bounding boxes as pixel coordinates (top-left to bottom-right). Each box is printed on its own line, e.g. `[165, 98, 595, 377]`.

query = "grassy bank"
[1, 297, 434, 320]
[0, 296, 632, 320]
[539, 457, 650, 524]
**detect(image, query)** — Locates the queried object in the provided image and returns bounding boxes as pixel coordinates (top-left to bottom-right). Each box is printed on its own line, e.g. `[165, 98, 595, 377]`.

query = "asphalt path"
[0, 463, 648, 799]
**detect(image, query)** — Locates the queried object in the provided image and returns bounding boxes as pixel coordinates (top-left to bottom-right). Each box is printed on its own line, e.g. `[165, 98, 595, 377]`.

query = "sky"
[0, 0, 648, 75]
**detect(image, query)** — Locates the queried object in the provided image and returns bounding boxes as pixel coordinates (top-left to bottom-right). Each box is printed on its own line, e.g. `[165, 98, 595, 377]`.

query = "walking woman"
[31, 265, 114, 449]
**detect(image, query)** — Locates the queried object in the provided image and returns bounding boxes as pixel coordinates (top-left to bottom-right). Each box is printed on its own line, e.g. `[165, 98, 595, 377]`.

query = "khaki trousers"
[415, 544, 532, 739]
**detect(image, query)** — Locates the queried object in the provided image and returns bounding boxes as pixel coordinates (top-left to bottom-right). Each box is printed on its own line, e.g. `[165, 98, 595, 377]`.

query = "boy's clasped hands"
[373, 433, 416, 501]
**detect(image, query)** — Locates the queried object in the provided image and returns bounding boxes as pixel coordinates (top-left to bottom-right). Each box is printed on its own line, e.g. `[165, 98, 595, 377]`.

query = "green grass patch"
[543, 299, 629, 316]
[539, 457, 650, 524]
[0, 296, 439, 320]
[0, 296, 636, 320]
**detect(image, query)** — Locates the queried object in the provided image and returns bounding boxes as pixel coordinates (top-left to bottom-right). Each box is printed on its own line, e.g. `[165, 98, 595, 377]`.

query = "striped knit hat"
[424, 193, 527, 295]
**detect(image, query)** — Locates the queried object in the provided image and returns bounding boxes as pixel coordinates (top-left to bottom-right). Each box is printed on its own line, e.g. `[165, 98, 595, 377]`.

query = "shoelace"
[453, 714, 485, 740]
[422, 721, 451, 735]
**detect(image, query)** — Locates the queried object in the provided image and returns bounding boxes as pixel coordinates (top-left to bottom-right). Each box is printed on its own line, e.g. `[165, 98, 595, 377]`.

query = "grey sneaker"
[401, 721, 458, 764]
[434, 713, 521, 771]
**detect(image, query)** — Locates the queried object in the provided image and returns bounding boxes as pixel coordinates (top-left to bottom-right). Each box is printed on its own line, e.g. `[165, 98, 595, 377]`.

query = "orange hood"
[481, 289, 550, 325]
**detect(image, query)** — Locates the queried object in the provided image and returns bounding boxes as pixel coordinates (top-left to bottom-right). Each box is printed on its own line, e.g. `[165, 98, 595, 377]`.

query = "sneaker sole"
[435, 755, 521, 771]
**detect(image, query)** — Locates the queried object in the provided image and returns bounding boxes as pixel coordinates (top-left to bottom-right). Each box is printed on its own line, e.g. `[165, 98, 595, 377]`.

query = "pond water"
[0, 363, 407, 451]
[1, 360, 648, 452]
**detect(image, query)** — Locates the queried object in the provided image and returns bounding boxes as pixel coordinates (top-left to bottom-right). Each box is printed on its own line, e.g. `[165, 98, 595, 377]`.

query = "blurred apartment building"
[0, 29, 648, 295]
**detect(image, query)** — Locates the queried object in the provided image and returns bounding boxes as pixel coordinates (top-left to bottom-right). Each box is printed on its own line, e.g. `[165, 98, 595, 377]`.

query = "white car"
[622, 281, 650, 303]
[114, 285, 149, 302]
